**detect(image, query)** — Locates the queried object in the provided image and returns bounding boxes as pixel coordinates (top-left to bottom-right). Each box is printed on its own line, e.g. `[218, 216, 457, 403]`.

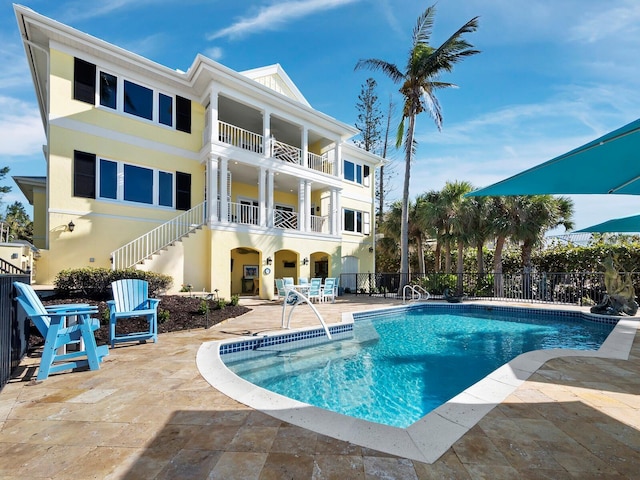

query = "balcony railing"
[310, 214, 328, 233]
[272, 140, 302, 165]
[228, 201, 259, 226]
[274, 209, 298, 230]
[218, 121, 263, 154]
[307, 152, 333, 175]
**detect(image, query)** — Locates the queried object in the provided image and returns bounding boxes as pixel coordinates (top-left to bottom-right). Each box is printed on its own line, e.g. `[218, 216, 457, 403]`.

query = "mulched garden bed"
[30, 295, 251, 348]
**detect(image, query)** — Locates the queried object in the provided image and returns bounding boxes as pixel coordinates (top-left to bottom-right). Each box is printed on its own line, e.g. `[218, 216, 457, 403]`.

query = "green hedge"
[54, 267, 173, 299]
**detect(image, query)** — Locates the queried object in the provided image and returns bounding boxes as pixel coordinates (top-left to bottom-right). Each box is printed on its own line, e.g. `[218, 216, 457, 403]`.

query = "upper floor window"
[343, 208, 370, 235]
[74, 57, 191, 133]
[124, 81, 153, 120]
[73, 150, 191, 210]
[343, 160, 371, 187]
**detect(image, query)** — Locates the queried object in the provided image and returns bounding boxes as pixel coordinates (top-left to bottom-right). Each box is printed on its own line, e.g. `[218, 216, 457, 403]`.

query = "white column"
[220, 158, 229, 223]
[259, 166, 266, 227]
[298, 178, 306, 231]
[334, 141, 342, 178]
[304, 181, 311, 232]
[262, 108, 271, 156]
[208, 155, 218, 224]
[331, 188, 340, 235]
[267, 170, 275, 227]
[301, 127, 308, 168]
[209, 85, 219, 143]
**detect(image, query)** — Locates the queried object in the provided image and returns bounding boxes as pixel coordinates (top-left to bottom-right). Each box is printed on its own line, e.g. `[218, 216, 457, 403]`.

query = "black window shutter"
[176, 96, 191, 133]
[74, 58, 96, 104]
[364, 165, 370, 178]
[74, 151, 96, 198]
[176, 172, 191, 210]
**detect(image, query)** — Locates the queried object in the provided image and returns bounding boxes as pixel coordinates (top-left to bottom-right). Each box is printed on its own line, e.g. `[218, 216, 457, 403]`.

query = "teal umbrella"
[469, 118, 640, 196]
[575, 213, 640, 233]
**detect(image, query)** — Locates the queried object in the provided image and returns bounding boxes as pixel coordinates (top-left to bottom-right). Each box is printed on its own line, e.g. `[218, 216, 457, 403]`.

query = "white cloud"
[0, 96, 45, 157]
[569, 0, 640, 43]
[207, 0, 362, 40]
[205, 47, 224, 61]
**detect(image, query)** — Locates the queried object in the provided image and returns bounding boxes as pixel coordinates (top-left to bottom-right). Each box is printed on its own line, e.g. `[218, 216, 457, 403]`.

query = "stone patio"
[1, 295, 640, 479]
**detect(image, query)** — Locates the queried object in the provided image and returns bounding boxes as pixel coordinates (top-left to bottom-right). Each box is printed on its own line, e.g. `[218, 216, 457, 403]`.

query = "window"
[100, 72, 117, 109]
[364, 165, 370, 187]
[74, 58, 96, 104]
[74, 151, 96, 198]
[99, 159, 117, 199]
[159, 93, 173, 127]
[344, 160, 363, 184]
[159, 171, 173, 207]
[343, 208, 370, 235]
[124, 80, 153, 120]
[74, 57, 191, 132]
[124, 164, 153, 204]
[74, 150, 189, 209]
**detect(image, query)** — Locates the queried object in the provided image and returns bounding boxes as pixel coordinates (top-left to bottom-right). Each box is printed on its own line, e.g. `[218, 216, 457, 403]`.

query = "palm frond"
[412, 4, 436, 47]
[420, 16, 480, 74]
[395, 118, 405, 149]
[355, 59, 404, 84]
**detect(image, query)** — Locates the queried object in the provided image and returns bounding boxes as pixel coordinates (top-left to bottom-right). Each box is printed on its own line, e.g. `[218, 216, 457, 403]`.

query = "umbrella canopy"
[575, 213, 640, 233]
[469, 118, 640, 196]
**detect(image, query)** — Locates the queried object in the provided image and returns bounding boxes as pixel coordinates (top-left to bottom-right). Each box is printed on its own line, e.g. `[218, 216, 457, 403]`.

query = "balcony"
[219, 201, 330, 234]
[214, 121, 333, 176]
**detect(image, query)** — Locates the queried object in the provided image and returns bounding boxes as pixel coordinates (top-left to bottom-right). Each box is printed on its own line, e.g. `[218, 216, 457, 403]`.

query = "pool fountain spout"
[281, 288, 332, 339]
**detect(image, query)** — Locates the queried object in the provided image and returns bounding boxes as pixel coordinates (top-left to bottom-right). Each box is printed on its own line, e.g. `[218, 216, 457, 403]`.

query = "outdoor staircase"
[110, 202, 206, 270]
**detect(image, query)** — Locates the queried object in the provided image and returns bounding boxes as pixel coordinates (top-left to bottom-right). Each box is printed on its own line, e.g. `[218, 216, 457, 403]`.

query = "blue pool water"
[226, 307, 615, 428]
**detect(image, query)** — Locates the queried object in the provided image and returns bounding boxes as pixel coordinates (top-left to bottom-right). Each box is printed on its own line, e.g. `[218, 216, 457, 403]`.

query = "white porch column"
[209, 85, 220, 143]
[304, 181, 311, 232]
[301, 127, 308, 168]
[262, 108, 271, 156]
[330, 188, 340, 235]
[220, 157, 229, 223]
[259, 166, 266, 227]
[207, 154, 218, 224]
[267, 170, 275, 227]
[298, 178, 306, 231]
[334, 141, 342, 178]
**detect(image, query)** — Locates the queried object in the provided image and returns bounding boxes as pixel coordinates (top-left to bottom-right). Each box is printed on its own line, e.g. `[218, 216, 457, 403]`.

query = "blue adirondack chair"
[13, 282, 108, 381]
[308, 278, 322, 303]
[108, 279, 160, 347]
[321, 278, 337, 303]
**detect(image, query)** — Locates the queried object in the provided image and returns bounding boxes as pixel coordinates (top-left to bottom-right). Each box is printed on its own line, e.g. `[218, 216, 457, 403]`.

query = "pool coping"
[196, 302, 639, 464]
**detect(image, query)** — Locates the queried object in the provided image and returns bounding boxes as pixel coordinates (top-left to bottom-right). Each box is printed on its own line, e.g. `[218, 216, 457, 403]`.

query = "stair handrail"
[402, 284, 431, 304]
[111, 202, 206, 270]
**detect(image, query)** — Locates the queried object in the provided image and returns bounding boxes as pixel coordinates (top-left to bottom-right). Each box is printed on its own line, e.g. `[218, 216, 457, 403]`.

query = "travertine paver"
[0, 296, 639, 479]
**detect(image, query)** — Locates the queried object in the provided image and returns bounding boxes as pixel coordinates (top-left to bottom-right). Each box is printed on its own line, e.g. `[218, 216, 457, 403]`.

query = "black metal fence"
[340, 271, 633, 306]
[0, 274, 31, 391]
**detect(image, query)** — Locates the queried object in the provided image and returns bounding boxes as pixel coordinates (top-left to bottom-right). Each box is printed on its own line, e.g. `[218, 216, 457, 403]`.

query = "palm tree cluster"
[378, 181, 574, 295]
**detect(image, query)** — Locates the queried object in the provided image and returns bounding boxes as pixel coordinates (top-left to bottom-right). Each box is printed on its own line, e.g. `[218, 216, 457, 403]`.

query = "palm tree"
[510, 195, 574, 299]
[356, 5, 479, 290]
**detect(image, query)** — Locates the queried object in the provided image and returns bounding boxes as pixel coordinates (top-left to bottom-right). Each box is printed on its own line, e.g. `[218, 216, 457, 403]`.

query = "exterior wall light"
[67, 221, 75, 232]
[302, 257, 309, 265]
[369, 246, 374, 253]
[266, 256, 272, 265]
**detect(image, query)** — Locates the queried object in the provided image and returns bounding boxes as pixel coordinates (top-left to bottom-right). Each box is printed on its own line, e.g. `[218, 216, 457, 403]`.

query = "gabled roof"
[240, 64, 310, 107]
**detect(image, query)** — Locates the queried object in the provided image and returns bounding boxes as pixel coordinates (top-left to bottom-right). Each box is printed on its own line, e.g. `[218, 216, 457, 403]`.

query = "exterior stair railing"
[111, 202, 206, 270]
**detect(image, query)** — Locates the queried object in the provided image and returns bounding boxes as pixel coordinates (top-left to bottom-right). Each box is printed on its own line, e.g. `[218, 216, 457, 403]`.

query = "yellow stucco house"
[14, 5, 383, 299]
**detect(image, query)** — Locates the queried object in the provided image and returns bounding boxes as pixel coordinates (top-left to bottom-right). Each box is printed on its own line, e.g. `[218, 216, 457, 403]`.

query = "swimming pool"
[225, 305, 615, 428]
[197, 303, 637, 463]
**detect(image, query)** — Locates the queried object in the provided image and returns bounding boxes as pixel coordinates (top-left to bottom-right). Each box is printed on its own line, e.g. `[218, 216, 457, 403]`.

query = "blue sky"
[2, 0, 640, 233]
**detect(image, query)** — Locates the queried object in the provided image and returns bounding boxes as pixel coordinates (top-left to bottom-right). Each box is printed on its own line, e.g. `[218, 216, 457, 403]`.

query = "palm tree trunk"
[456, 241, 464, 293]
[444, 238, 452, 274]
[476, 242, 484, 276]
[434, 241, 442, 273]
[418, 234, 426, 275]
[493, 236, 505, 297]
[399, 114, 416, 292]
